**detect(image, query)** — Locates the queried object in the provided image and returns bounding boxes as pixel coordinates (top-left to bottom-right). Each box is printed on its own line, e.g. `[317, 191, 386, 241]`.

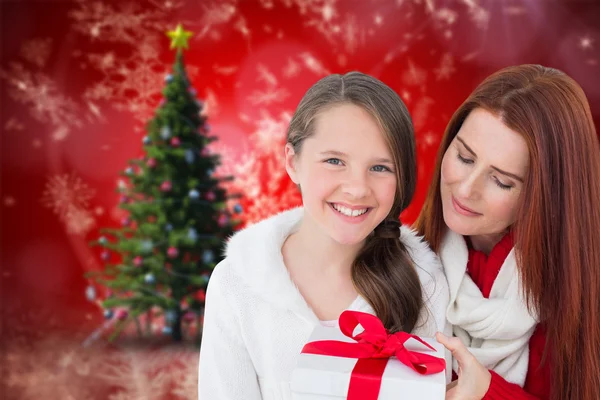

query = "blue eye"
[372, 165, 392, 172]
[457, 153, 474, 164]
[325, 158, 342, 165]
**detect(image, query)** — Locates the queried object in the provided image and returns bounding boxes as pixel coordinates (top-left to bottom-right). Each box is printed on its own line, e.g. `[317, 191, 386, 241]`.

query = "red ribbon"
[301, 311, 445, 400]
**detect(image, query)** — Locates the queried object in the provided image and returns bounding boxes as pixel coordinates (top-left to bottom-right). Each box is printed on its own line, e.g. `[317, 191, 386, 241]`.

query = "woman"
[416, 64, 600, 399]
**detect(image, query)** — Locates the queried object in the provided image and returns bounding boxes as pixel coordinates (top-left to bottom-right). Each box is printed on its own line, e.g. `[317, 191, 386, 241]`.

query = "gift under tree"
[89, 24, 241, 342]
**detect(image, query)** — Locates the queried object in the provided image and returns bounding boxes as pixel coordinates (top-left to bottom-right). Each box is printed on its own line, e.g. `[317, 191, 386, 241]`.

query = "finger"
[436, 332, 473, 364]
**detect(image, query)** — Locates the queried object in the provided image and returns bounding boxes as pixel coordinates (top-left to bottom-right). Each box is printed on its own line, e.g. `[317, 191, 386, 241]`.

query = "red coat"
[465, 234, 551, 399]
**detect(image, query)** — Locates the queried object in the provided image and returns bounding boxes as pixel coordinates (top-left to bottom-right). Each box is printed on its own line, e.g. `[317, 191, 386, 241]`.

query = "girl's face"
[285, 103, 397, 246]
[440, 108, 529, 240]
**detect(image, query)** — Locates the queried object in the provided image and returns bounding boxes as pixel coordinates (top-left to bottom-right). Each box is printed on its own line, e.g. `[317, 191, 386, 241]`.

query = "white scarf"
[439, 229, 538, 386]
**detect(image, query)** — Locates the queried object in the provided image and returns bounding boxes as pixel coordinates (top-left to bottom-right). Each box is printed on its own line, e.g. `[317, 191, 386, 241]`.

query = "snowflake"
[248, 65, 290, 106]
[82, 37, 198, 123]
[4, 196, 16, 207]
[65, 205, 97, 235]
[402, 60, 428, 88]
[283, 58, 301, 78]
[4, 117, 24, 131]
[0, 63, 84, 131]
[68, 1, 172, 45]
[213, 64, 238, 75]
[41, 173, 97, 235]
[20, 38, 53, 68]
[579, 35, 594, 51]
[463, 0, 490, 30]
[217, 112, 301, 227]
[412, 96, 435, 131]
[434, 53, 456, 80]
[298, 52, 330, 76]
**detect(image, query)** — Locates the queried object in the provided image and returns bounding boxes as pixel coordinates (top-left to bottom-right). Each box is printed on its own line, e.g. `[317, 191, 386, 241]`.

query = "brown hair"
[415, 64, 600, 399]
[287, 71, 422, 333]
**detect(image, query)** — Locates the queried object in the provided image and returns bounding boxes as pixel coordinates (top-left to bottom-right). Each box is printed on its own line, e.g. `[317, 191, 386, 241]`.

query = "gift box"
[290, 311, 446, 400]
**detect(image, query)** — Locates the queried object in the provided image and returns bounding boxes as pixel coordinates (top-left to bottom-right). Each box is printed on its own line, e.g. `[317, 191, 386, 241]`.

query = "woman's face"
[440, 108, 529, 239]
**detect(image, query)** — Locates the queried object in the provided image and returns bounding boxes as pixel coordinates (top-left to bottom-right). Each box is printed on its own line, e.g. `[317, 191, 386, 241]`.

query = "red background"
[1, 0, 599, 398]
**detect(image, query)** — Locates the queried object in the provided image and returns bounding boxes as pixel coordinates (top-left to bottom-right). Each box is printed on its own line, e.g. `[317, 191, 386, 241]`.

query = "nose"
[342, 170, 371, 199]
[456, 169, 481, 200]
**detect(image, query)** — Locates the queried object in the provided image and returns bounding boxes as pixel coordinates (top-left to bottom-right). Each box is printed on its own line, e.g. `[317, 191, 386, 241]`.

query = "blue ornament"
[165, 74, 174, 83]
[104, 309, 114, 319]
[165, 310, 176, 323]
[188, 228, 198, 242]
[206, 169, 214, 176]
[189, 189, 200, 200]
[160, 126, 171, 140]
[165, 223, 173, 232]
[184, 149, 195, 164]
[144, 273, 155, 284]
[85, 285, 96, 301]
[99, 236, 108, 245]
[141, 240, 153, 254]
[162, 326, 173, 335]
[202, 249, 214, 264]
[142, 136, 151, 145]
[125, 167, 134, 176]
[233, 204, 243, 214]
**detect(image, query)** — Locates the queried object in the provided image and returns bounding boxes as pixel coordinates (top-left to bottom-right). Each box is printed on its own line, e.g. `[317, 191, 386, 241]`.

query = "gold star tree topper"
[166, 24, 194, 50]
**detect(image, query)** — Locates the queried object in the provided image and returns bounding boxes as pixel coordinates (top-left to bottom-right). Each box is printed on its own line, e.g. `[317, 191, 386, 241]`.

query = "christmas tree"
[89, 24, 241, 342]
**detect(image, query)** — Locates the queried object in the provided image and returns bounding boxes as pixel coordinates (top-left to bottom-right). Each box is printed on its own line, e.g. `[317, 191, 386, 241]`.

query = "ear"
[284, 143, 300, 184]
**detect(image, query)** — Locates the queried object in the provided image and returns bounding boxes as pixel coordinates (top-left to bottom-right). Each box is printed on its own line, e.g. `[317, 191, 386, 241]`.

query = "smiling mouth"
[329, 203, 371, 217]
[451, 196, 481, 216]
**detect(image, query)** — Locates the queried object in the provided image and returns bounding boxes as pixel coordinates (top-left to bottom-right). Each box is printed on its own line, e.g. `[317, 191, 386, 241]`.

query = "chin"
[329, 230, 369, 246]
[442, 207, 478, 237]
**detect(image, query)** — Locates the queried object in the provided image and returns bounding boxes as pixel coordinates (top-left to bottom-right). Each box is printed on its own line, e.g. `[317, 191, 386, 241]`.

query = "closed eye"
[457, 153, 474, 164]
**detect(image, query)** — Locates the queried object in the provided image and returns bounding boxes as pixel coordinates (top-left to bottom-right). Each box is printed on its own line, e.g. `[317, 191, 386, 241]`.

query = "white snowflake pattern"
[4, 117, 24, 131]
[412, 96, 435, 131]
[20, 38, 53, 68]
[283, 57, 301, 78]
[402, 59, 428, 89]
[248, 65, 290, 106]
[434, 53, 456, 80]
[41, 173, 97, 235]
[0, 63, 84, 132]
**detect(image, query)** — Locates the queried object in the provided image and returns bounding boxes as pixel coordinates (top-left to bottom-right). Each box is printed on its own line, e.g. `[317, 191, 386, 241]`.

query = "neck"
[469, 232, 506, 255]
[285, 216, 364, 276]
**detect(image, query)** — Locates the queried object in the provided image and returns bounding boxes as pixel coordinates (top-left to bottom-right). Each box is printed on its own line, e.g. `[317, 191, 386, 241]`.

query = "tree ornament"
[202, 249, 214, 264]
[104, 309, 114, 319]
[85, 285, 96, 301]
[165, 223, 173, 232]
[165, 74, 174, 83]
[167, 246, 179, 258]
[206, 191, 216, 201]
[147, 158, 157, 168]
[101, 250, 111, 261]
[233, 203, 243, 214]
[161, 126, 171, 140]
[170, 137, 181, 147]
[160, 181, 172, 192]
[187, 228, 198, 242]
[99, 236, 108, 245]
[115, 309, 128, 320]
[133, 256, 143, 267]
[189, 189, 200, 200]
[144, 273, 156, 284]
[125, 167, 134, 176]
[143, 135, 151, 145]
[121, 217, 131, 227]
[184, 149, 195, 164]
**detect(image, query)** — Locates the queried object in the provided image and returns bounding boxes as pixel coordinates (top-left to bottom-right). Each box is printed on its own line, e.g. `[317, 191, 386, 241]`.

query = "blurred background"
[1, 0, 599, 399]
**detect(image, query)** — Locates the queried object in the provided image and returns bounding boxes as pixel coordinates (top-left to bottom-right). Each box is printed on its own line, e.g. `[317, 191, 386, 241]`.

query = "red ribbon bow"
[301, 310, 445, 400]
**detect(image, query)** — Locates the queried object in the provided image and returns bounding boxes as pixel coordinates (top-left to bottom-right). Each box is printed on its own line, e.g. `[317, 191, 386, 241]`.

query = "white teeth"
[332, 204, 368, 217]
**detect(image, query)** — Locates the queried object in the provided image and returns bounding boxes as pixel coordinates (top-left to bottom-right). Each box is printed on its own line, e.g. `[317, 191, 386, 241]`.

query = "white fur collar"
[224, 207, 442, 323]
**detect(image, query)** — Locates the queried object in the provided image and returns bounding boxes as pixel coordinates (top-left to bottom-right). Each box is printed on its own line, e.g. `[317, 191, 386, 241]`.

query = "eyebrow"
[319, 150, 394, 164]
[455, 136, 525, 183]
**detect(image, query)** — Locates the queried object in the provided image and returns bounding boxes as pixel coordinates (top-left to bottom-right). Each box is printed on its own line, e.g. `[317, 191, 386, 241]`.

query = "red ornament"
[115, 309, 128, 320]
[195, 289, 206, 302]
[160, 181, 172, 192]
[201, 148, 210, 157]
[147, 215, 157, 223]
[218, 214, 229, 226]
[170, 137, 181, 147]
[133, 256, 143, 267]
[183, 311, 196, 322]
[206, 191, 216, 201]
[120, 195, 129, 203]
[167, 246, 179, 258]
[121, 217, 131, 227]
[147, 158, 157, 168]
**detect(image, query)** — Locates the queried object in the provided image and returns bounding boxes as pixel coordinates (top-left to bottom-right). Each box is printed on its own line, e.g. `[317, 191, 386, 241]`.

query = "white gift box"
[290, 322, 446, 400]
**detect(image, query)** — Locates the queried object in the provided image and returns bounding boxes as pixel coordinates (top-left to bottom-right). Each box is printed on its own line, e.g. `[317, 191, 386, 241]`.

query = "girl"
[415, 64, 600, 400]
[198, 72, 450, 399]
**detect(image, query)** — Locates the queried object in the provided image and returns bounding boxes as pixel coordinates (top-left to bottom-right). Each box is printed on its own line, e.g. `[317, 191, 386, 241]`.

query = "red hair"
[415, 64, 600, 400]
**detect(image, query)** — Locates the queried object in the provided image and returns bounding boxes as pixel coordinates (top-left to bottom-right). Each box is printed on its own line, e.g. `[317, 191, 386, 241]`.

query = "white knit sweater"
[197, 207, 451, 400]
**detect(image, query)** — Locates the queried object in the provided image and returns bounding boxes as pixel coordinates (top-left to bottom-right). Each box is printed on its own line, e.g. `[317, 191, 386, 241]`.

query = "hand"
[436, 332, 491, 400]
